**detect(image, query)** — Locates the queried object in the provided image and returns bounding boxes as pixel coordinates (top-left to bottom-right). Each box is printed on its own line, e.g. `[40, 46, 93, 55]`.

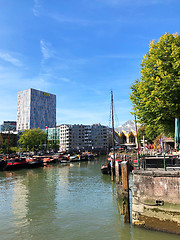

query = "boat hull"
[101, 164, 111, 175]
[4, 161, 27, 171]
[27, 161, 44, 168]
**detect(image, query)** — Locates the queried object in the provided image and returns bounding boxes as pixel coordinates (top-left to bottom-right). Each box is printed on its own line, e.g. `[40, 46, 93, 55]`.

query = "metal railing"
[136, 154, 180, 171]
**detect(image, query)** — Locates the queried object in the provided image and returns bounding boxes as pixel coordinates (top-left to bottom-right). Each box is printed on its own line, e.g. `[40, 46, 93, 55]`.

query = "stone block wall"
[132, 169, 180, 234]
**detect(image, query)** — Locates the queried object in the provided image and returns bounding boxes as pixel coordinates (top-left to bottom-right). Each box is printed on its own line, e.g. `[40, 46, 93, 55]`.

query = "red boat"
[4, 157, 28, 170]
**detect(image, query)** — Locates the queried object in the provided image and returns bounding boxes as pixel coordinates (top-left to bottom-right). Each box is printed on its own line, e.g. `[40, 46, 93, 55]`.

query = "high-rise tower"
[17, 88, 56, 131]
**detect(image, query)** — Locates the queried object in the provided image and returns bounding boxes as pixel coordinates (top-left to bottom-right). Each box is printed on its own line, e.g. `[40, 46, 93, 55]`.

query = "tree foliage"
[18, 128, 46, 151]
[137, 126, 156, 145]
[130, 33, 180, 138]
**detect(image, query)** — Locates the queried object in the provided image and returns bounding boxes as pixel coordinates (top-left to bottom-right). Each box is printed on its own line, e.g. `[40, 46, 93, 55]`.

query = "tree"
[137, 125, 156, 145]
[130, 33, 180, 138]
[18, 128, 46, 152]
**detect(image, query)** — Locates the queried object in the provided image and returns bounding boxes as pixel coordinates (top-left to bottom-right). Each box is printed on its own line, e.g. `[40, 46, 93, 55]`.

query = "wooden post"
[115, 161, 120, 183]
[163, 153, 166, 171]
[121, 161, 130, 223]
[111, 158, 114, 181]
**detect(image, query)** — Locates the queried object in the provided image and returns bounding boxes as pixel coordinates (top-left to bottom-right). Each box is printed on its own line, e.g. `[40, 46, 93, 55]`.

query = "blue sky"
[0, 0, 180, 127]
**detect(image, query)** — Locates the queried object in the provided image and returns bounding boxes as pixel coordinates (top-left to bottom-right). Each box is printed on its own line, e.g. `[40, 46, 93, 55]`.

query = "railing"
[135, 154, 180, 171]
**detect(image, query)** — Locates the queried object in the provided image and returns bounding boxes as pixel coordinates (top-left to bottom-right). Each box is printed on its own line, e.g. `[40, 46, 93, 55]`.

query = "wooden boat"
[101, 162, 111, 175]
[0, 159, 6, 171]
[4, 157, 27, 170]
[51, 155, 59, 163]
[58, 154, 70, 163]
[42, 155, 57, 164]
[80, 152, 94, 161]
[69, 155, 80, 162]
[86, 153, 94, 160]
[80, 154, 88, 161]
[43, 157, 51, 164]
[26, 156, 44, 168]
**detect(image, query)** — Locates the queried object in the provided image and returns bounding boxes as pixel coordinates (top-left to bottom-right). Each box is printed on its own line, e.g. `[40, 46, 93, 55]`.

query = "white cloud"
[33, 0, 41, 16]
[0, 52, 23, 67]
[40, 40, 55, 60]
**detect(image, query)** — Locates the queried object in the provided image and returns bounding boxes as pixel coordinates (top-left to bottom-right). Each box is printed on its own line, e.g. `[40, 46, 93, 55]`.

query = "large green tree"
[130, 33, 180, 138]
[18, 128, 46, 151]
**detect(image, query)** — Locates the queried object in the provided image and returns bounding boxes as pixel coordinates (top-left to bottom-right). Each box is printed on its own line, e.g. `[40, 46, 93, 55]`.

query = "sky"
[0, 0, 180, 127]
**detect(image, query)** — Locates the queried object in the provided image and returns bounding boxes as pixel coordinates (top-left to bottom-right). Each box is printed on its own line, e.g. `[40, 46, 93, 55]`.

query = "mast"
[134, 115, 140, 168]
[111, 90, 115, 180]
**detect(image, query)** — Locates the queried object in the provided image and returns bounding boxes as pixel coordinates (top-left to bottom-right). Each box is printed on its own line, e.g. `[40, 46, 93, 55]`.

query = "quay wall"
[132, 169, 180, 234]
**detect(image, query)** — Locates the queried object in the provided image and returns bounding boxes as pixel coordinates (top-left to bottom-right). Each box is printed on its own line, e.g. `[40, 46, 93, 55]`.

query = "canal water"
[0, 156, 178, 240]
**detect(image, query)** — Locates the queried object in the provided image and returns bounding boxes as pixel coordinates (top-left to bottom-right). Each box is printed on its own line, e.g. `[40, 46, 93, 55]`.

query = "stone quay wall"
[132, 169, 180, 234]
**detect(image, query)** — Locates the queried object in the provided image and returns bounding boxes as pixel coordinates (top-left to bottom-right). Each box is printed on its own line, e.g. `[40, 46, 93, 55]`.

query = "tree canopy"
[18, 128, 46, 151]
[130, 33, 180, 138]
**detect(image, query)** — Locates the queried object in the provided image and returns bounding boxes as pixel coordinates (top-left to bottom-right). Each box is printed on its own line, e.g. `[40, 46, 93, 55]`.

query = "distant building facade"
[17, 88, 56, 131]
[46, 123, 110, 152]
[0, 121, 16, 132]
[116, 120, 137, 147]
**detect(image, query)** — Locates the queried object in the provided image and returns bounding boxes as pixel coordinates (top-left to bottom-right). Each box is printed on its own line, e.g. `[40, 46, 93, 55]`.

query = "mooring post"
[121, 161, 130, 223]
[115, 161, 120, 184]
[111, 158, 114, 181]
[163, 153, 166, 171]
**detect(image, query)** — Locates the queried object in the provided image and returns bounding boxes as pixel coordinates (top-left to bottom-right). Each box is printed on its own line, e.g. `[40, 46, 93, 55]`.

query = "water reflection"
[0, 159, 179, 240]
[11, 179, 28, 226]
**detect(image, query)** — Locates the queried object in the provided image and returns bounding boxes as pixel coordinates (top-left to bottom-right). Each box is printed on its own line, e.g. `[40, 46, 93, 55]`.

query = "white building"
[57, 124, 109, 152]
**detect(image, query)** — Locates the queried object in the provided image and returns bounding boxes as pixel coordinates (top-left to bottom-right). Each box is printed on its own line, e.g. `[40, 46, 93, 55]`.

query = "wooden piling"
[115, 161, 120, 183]
[121, 161, 129, 190]
[121, 161, 130, 223]
[111, 158, 114, 181]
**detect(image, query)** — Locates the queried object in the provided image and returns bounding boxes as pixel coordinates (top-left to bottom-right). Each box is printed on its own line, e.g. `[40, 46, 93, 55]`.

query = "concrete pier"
[132, 169, 180, 234]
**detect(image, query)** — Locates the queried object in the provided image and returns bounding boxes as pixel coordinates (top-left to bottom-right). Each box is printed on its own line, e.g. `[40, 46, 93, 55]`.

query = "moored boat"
[80, 152, 94, 161]
[69, 155, 80, 162]
[0, 159, 6, 171]
[58, 153, 70, 163]
[101, 162, 111, 175]
[86, 153, 94, 160]
[43, 157, 51, 164]
[4, 157, 28, 171]
[26, 156, 44, 168]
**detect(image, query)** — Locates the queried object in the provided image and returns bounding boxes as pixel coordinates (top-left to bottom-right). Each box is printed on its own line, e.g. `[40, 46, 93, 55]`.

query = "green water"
[0, 156, 178, 240]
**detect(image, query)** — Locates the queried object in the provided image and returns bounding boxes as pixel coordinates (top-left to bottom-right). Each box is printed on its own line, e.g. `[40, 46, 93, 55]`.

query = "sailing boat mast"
[111, 90, 115, 179]
[134, 115, 140, 168]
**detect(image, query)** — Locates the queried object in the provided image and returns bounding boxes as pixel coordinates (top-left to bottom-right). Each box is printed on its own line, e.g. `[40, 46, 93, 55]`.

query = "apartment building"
[56, 124, 109, 152]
